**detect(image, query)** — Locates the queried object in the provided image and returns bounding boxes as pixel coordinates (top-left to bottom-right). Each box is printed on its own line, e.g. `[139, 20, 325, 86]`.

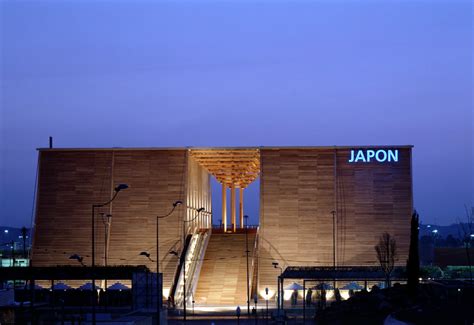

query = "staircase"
[193, 229, 257, 306]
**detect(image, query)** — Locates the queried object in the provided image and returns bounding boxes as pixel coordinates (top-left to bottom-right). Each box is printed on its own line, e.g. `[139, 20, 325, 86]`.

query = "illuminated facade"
[31, 146, 413, 306]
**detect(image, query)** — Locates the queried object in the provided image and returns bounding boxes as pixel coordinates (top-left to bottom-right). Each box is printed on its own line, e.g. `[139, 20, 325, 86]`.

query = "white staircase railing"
[174, 230, 209, 307]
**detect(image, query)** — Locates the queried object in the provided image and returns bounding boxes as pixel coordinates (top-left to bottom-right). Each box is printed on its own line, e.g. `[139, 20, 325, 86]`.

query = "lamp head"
[244, 215, 249, 219]
[139, 251, 150, 258]
[197, 207, 205, 213]
[69, 254, 84, 264]
[169, 250, 179, 256]
[114, 183, 129, 192]
[272, 261, 279, 267]
[173, 200, 183, 207]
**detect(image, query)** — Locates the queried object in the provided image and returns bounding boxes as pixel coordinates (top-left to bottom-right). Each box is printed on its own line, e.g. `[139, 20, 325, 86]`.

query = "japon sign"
[348, 149, 399, 163]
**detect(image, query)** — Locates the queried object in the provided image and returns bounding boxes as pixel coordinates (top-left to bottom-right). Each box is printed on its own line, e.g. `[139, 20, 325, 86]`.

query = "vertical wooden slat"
[239, 188, 244, 228]
[259, 147, 412, 297]
[231, 185, 236, 232]
[222, 184, 227, 232]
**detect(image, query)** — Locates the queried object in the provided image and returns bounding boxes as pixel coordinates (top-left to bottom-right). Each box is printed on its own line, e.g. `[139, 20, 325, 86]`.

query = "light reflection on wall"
[283, 290, 293, 301]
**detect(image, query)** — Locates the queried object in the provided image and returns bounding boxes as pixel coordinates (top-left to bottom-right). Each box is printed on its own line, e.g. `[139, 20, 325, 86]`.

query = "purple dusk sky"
[1, 0, 472, 228]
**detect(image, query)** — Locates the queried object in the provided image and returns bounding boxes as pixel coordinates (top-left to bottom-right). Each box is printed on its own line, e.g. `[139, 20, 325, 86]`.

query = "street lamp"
[331, 210, 336, 289]
[272, 261, 283, 313]
[101, 213, 112, 291]
[91, 183, 128, 325]
[100, 213, 112, 267]
[236, 306, 241, 324]
[254, 293, 258, 323]
[69, 254, 84, 266]
[155, 200, 182, 325]
[156, 201, 183, 271]
[265, 287, 269, 321]
[432, 229, 439, 254]
[139, 251, 154, 262]
[244, 215, 250, 316]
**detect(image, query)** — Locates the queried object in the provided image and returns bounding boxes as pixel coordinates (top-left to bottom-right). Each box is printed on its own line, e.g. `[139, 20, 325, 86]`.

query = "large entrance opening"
[190, 148, 261, 230]
[210, 177, 260, 228]
[188, 149, 261, 306]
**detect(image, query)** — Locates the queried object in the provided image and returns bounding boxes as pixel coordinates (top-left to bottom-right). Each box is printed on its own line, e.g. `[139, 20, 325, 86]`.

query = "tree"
[445, 234, 460, 248]
[407, 211, 420, 295]
[375, 232, 398, 287]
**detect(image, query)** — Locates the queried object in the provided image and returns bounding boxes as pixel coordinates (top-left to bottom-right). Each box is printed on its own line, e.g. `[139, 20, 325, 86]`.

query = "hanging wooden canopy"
[189, 148, 260, 188]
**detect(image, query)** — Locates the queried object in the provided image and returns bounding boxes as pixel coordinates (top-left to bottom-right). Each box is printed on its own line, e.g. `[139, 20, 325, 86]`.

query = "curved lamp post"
[265, 287, 269, 320]
[100, 213, 112, 291]
[100, 213, 113, 267]
[272, 261, 283, 313]
[331, 210, 336, 289]
[69, 254, 85, 266]
[92, 183, 128, 325]
[155, 200, 182, 325]
[139, 251, 154, 262]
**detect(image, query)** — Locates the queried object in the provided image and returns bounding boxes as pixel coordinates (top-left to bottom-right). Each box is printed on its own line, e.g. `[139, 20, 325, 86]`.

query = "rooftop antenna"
[49, 136, 53, 149]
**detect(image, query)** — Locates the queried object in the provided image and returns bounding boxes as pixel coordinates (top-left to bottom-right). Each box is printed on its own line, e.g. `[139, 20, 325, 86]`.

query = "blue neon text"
[348, 149, 399, 163]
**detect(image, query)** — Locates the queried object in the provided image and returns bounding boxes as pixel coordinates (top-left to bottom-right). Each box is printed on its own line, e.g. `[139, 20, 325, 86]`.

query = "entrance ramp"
[194, 229, 257, 306]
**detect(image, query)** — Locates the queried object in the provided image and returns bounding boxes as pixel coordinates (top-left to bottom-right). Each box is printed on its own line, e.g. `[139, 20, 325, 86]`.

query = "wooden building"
[31, 146, 412, 305]
[258, 147, 413, 293]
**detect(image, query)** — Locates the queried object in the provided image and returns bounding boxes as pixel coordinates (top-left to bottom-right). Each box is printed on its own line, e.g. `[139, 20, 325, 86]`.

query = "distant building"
[1, 227, 30, 268]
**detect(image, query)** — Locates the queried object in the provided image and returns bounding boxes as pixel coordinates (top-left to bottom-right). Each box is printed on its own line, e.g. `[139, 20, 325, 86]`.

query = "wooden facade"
[186, 156, 212, 233]
[32, 149, 211, 292]
[258, 147, 413, 293]
[32, 146, 412, 302]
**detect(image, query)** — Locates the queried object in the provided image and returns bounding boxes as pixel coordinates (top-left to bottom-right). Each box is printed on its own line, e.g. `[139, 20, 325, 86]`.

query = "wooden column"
[231, 185, 236, 232]
[239, 187, 244, 228]
[222, 183, 227, 232]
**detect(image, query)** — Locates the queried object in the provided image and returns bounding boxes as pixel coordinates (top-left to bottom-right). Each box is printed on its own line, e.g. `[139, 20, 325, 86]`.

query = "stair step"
[194, 233, 256, 305]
